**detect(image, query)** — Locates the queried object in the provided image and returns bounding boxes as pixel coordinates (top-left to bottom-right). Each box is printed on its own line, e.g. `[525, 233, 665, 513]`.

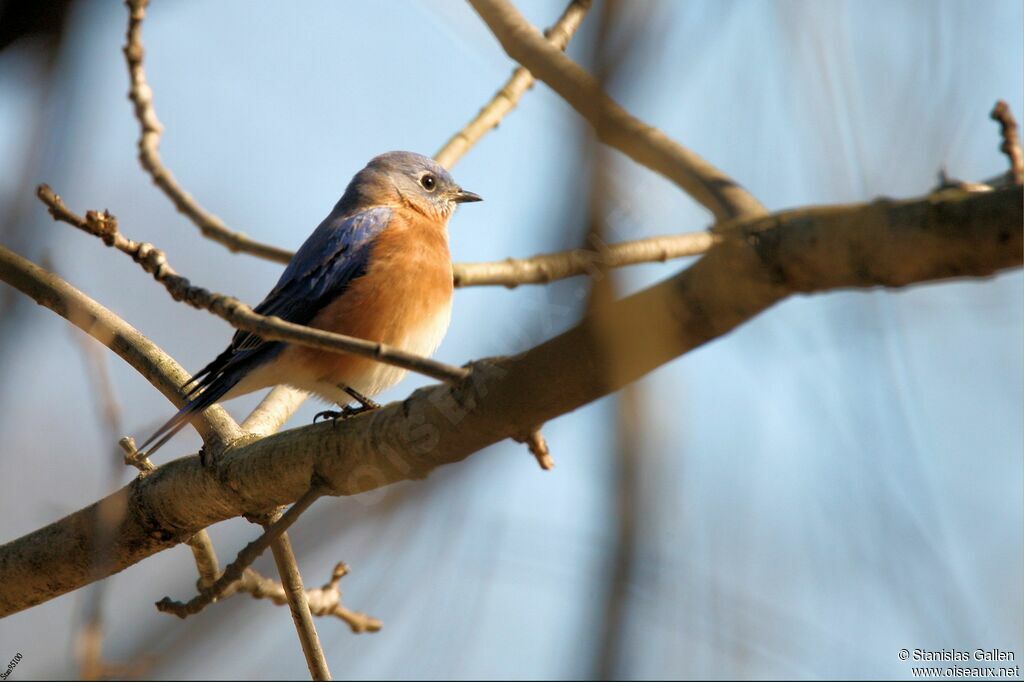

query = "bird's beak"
[452, 188, 483, 203]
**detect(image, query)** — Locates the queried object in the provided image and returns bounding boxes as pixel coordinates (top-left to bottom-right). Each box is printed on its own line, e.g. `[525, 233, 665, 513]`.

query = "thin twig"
[238, 563, 382, 634]
[174, 525, 380, 635]
[183, 530, 221, 589]
[118, 436, 156, 474]
[515, 428, 554, 470]
[453, 230, 717, 287]
[435, 0, 592, 168]
[155, 485, 324, 618]
[264, 521, 332, 680]
[469, 0, 766, 222]
[241, 509, 330, 680]
[192, 563, 381, 633]
[37, 185, 469, 384]
[934, 168, 994, 194]
[991, 100, 1024, 185]
[123, 0, 292, 263]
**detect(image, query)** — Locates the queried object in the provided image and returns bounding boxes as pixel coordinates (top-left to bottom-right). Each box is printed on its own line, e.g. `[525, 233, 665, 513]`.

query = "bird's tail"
[135, 349, 241, 458]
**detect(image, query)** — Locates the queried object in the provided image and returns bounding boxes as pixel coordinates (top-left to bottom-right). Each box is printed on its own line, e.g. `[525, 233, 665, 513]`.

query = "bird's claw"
[313, 403, 379, 425]
[314, 409, 343, 423]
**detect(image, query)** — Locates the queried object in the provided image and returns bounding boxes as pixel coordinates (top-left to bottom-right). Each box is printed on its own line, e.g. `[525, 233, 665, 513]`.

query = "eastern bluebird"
[138, 151, 481, 456]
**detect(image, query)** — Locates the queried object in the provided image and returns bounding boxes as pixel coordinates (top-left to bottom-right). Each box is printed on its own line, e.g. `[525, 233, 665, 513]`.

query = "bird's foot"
[199, 445, 212, 468]
[313, 403, 379, 425]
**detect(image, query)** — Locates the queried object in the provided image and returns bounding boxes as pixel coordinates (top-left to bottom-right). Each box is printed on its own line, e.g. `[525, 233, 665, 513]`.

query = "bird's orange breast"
[273, 209, 454, 398]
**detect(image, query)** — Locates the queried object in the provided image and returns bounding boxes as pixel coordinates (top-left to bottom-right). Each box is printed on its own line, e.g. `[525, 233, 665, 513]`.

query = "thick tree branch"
[435, 0, 592, 168]
[37, 185, 468, 385]
[468, 0, 766, 222]
[1, 185, 1019, 616]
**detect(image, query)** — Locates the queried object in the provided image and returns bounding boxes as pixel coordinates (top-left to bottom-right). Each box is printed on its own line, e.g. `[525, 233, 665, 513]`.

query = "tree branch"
[262, 512, 332, 681]
[453, 230, 717, 287]
[200, 562, 381, 633]
[155, 486, 324, 618]
[36, 185, 469, 384]
[0, 245, 240, 448]
[177, 462, 378, 646]
[435, 0, 592, 169]
[124, 0, 293, 263]
[184, 530, 221, 588]
[468, 0, 766, 222]
[241, 385, 311, 438]
[236, 562, 382, 634]
[2, 184, 1018, 616]
[991, 100, 1024, 185]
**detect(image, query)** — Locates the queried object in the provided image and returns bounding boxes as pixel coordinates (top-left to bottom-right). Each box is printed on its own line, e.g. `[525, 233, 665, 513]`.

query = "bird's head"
[341, 151, 481, 221]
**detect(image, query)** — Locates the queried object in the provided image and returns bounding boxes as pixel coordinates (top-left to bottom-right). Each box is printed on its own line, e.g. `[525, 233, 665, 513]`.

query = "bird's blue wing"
[137, 206, 393, 456]
[231, 206, 393, 350]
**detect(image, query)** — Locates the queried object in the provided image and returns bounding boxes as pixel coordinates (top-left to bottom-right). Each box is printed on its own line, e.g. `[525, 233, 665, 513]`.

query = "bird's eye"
[420, 174, 436, 191]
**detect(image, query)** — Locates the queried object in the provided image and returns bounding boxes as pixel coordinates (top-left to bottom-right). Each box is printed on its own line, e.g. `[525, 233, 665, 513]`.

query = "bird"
[137, 151, 481, 457]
